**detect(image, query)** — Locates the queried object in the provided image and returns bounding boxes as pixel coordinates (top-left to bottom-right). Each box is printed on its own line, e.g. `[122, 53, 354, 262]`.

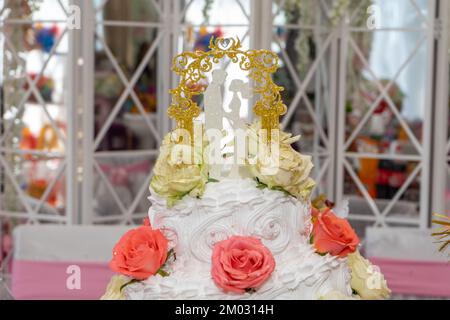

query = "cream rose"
[150, 131, 209, 207]
[100, 275, 129, 300]
[348, 250, 391, 300]
[247, 121, 315, 199]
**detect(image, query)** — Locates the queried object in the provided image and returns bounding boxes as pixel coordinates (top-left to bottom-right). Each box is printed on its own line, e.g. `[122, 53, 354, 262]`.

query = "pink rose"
[109, 226, 168, 280]
[211, 236, 275, 294]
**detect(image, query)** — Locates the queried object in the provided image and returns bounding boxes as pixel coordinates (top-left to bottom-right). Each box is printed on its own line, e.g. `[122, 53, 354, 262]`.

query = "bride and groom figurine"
[204, 68, 252, 179]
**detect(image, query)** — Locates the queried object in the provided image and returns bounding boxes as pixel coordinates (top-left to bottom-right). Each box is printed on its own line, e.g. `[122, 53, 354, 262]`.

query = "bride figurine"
[226, 79, 249, 130]
[225, 79, 252, 179]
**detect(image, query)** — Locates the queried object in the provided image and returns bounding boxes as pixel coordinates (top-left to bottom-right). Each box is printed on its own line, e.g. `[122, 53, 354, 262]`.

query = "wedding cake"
[102, 38, 390, 300]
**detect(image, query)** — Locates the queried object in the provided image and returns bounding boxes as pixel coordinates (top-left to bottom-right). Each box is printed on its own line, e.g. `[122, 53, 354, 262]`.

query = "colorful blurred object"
[35, 24, 59, 53]
[20, 127, 38, 150]
[36, 124, 61, 151]
[129, 85, 157, 114]
[356, 137, 379, 198]
[20, 127, 38, 161]
[194, 27, 223, 51]
[27, 179, 57, 206]
[95, 73, 122, 100]
[25, 73, 54, 102]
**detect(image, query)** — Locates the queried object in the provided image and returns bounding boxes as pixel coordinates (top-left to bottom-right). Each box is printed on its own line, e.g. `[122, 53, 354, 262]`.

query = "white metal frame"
[271, 0, 336, 197]
[1, 0, 449, 226]
[336, 0, 436, 228]
[431, 0, 450, 216]
[82, 0, 166, 225]
[0, 0, 76, 224]
[266, 0, 440, 228]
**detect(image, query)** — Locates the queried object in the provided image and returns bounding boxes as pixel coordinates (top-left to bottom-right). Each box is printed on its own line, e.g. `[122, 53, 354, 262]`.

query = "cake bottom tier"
[124, 244, 353, 300]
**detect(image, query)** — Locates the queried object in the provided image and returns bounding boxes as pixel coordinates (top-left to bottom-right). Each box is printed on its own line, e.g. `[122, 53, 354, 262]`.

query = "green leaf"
[120, 279, 139, 292]
[271, 186, 292, 197]
[311, 194, 328, 210]
[254, 177, 268, 189]
[157, 269, 170, 277]
[166, 192, 190, 208]
[245, 288, 256, 294]
[432, 220, 450, 226]
[253, 177, 297, 199]
[166, 248, 177, 263]
[432, 213, 450, 257]
[207, 178, 220, 183]
[439, 241, 450, 252]
[434, 214, 450, 220]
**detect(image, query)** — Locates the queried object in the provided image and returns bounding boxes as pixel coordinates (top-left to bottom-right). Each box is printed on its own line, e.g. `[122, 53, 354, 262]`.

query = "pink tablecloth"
[370, 257, 450, 297]
[12, 260, 114, 300]
[12, 257, 450, 299]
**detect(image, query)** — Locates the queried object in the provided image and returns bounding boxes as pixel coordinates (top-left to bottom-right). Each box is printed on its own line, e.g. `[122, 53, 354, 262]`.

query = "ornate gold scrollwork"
[167, 37, 287, 137]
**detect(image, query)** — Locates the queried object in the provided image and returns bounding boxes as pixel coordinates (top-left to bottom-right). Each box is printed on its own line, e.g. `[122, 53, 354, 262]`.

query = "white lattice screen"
[0, 0, 448, 228]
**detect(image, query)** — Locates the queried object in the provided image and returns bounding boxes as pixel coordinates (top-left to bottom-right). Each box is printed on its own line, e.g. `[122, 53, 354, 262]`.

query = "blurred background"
[0, 0, 449, 300]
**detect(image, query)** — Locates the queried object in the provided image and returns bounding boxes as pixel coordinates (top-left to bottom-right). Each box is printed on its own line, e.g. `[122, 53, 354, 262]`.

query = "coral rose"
[312, 208, 359, 257]
[211, 236, 275, 294]
[142, 217, 151, 227]
[109, 226, 168, 280]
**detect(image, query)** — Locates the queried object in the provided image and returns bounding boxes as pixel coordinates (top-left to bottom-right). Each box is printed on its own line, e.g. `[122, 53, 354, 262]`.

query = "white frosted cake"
[102, 37, 390, 301]
[124, 179, 352, 300]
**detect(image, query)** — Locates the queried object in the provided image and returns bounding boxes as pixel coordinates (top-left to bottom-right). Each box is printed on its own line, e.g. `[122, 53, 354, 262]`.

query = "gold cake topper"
[168, 37, 287, 136]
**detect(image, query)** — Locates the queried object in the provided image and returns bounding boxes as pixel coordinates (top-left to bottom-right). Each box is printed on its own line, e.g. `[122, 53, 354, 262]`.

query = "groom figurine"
[204, 69, 227, 132]
[204, 69, 227, 179]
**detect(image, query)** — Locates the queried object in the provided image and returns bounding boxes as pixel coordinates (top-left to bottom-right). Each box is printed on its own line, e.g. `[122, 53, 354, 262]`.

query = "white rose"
[348, 250, 391, 300]
[100, 275, 129, 300]
[150, 131, 209, 207]
[247, 121, 315, 199]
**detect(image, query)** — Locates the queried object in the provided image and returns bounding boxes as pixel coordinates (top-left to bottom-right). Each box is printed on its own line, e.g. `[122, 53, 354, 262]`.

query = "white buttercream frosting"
[125, 179, 353, 300]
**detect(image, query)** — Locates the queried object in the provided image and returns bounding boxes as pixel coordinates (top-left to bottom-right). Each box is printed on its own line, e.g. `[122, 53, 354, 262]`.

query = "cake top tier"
[150, 36, 315, 207]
